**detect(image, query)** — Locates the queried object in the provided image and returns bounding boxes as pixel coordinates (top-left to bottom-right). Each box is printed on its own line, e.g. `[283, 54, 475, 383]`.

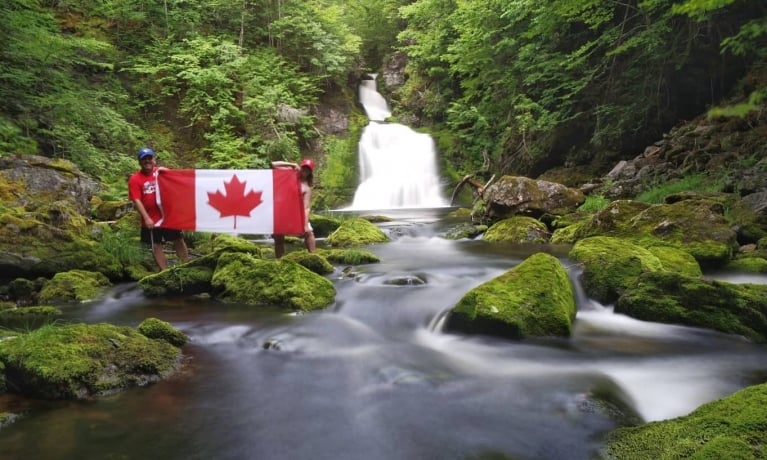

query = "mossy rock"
[92, 200, 133, 222]
[316, 248, 380, 265]
[37, 270, 112, 304]
[137, 317, 188, 347]
[0, 306, 61, 330]
[138, 263, 215, 297]
[482, 216, 550, 243]
[7, 277, 47, 305]
[616, 271, 767, 342]
[309, 213, 342, 237]
[645, 244, 702, 278]
[194, 233, 270, 257]
[326, 217, 389, 247]
[445, 252, 576, 339]
[0, 209, 122, 280]
[283, 251, 335, 275]
[569, 237, 667, 304]
[571, 199, 737, 268]
[550, 222, 585, 244]
[724, 255, 767, 273]
[602, 383, 767, 459]
[441, 223, 488, 240]
[211, 252, 335, 311]
[0, 322, 183, 399]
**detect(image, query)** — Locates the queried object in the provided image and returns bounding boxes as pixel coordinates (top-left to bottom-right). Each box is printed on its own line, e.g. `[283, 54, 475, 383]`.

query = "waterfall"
[348, 75, 448, 210]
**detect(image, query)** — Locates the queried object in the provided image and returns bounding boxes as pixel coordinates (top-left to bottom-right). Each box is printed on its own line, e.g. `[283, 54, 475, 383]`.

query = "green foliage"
[315, 111, 368, 208]
[397, 0, 764, 177]
[635, 173, 723, 204]
[579, 195, 612, 213]
[270, 2, 361, 80]
[0, 0, 142, 171]
[98, 226, 145, 267]
[343, 0, 407, 69]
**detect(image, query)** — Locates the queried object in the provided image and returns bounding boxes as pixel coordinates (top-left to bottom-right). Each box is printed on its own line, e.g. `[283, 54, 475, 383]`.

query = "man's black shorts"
[141, 228, 183, 246]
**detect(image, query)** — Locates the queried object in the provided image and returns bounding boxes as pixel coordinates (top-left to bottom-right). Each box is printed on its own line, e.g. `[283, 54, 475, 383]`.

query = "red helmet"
[300, 158, 315, 171]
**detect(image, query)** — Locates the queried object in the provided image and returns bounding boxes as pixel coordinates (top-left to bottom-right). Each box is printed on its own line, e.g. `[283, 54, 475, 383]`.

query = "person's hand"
[144, 217, 155, 228]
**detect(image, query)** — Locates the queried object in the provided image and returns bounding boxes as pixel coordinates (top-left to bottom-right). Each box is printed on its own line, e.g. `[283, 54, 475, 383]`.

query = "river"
[1, 208, 766, 460]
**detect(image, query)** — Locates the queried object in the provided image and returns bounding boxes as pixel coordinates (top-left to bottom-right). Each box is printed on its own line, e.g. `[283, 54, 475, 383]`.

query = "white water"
[348, 76, 448, 210]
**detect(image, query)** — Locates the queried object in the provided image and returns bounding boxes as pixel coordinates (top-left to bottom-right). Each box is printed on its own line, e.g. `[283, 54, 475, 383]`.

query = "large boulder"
[211, 252, 335, 311]
[0, 155, 122, 281]
[603, 383, 767, 459]
[445, 253, 576, 339]
[569, 236, 701, 304]
[616, 271, 767, 342]
[0, 322, 184, 399]
[326, 217, 389, 247]
[481, 176, 585, 220]
[559, 199, 737, 268]
[0, 154, 98, 215]
[37, 269, 112, 304]
[482, 216, 551, 243]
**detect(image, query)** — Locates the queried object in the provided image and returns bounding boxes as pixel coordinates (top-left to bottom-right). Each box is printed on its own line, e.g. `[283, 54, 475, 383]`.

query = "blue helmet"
[137, 148, 155, 160]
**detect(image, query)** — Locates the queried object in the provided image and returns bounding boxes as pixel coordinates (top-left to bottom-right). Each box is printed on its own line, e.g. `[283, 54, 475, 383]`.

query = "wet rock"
[326, 217, 389, 247]
[616, 271, 767, 342]
[383, 275, 426, 286]
[603, 383, 767, 458]
[0, 322, 184, 399]
[483, 216, 550, 243]
[445, 253, 576, 340]
[481, 175, 585, 220]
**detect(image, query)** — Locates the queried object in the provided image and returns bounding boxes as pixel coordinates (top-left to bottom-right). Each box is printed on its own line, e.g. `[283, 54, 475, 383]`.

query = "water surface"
[1, 211, 766, 460]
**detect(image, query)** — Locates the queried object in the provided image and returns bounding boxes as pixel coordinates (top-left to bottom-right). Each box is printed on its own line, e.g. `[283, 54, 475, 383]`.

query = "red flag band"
[156, 169, 305, 235]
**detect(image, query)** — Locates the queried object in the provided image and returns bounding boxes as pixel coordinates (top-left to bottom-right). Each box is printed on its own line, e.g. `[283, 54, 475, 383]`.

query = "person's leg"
[304, 231, 316, 253]
[274, 234, 285, 258]
[173, 237, 189, 263]
[152, 242, 168, 270]
[144, 227, 167, 271]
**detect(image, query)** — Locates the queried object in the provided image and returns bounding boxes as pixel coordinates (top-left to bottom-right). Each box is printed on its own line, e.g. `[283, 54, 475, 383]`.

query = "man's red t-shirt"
[128, 168, 161, 228]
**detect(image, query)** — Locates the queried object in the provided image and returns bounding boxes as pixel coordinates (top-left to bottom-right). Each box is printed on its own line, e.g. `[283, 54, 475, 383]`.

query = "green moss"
[550, 223, 583, 244]
[138, 264, 214, 297]
[446, 253, 576, 339]
[0, 208, 123, 280]
[0, 322, 182, 399]
[483, 216, 550, 243]
[0, 306, 61, 330]
[37, 270, 111, 304]
[569, 199, 737, 268]
[211, 252, 335, 311]
[442, 223, 488, 240]
[316, 248, 380, 265]
[326, 217, 389, 247]
[602, 383, 767, 459]
[283, 251, 335, 275]
[570, 237, 665, 304]
[616, 271, 767, 342]
[309, 213, 342, 238]
[137, 318, 187, 347]
[724, 256, 767, 273]
[646, 245, 702, 277]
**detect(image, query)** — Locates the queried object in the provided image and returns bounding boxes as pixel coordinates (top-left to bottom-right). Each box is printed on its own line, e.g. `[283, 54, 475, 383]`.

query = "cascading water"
[349, 75, 448, 210]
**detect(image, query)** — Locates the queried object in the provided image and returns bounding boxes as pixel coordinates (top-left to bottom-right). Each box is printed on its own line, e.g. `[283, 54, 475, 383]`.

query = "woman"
[271, 159, 316, 257]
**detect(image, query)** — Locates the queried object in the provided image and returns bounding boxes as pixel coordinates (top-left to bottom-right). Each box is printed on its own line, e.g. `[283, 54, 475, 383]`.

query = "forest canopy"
[0, 0, 764, 199]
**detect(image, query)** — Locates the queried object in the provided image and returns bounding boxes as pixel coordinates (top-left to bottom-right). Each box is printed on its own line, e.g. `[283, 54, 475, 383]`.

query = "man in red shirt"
[128, 148, 189, 270]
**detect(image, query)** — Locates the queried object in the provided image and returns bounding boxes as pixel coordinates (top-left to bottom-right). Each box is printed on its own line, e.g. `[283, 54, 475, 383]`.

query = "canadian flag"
[155, 169, 305, 235]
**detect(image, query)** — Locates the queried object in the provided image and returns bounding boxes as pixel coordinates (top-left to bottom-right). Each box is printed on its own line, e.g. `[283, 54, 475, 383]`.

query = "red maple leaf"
[207, 174, 263, 229]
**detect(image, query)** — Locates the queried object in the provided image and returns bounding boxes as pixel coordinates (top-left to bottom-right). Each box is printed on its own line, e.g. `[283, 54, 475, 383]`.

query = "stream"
[1, 208, 766, 460]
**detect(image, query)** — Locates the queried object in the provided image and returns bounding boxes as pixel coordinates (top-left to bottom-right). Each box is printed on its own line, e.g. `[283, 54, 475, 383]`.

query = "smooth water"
[1, 211, 766, 460]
